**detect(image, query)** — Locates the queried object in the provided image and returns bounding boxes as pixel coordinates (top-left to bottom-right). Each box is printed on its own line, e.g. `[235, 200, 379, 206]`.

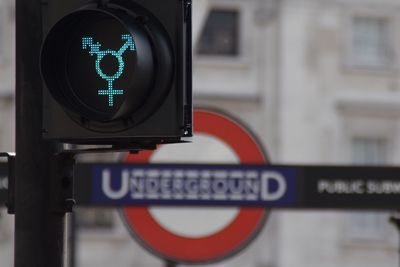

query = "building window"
[351, 16, 391, 67]
[352, 138, 387, 165]
[75, 208, 114, 229]
[347, 138, 389, 241]
[347, 212, 388, 241]
[196, 9, 239, 56]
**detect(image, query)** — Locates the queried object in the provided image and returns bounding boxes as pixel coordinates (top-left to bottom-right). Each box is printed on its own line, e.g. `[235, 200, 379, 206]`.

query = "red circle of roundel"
[122, 109, 268, 264]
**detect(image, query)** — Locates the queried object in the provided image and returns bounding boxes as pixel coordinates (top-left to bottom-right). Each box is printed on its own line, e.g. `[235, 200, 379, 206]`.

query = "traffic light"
[40, 0, 192, 145]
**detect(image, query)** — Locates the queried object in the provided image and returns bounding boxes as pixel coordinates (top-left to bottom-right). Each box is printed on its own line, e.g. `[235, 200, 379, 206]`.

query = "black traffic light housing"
[40, 0, 192, 145]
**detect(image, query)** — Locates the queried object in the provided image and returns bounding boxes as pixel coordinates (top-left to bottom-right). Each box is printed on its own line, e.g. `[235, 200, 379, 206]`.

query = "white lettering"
[318, 180, 364, 194]
[199, 178, 211, 199]
[185, 179, 199, 199]
[99, 168, 293, 203]
[229, 172, 244, 200]
[261, 171, 287, 201]
[102, 169, 129, 199]
[172, 175, 184, 199]
[367, 181, 400, 194]
[213, 177, 228, 200]
[146, 177, 160, 199]
[160, 178, 172, 199]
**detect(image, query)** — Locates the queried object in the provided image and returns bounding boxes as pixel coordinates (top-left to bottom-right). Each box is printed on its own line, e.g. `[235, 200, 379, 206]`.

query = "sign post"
[2, 162, 400, 210]
[85, 163, 400, 209]
[120, 109, 269, 264]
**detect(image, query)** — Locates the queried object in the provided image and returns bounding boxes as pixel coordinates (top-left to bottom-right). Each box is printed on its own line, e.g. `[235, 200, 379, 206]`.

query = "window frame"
[193, 0, 266, 99]
[345, 138, 392, 242]
[351, 17, 390, 67]
[342, 6, 398, 73]
[194, 1, 252, 67]
[337, 98, 399, 245]
[351, 137, 388, 166]
[196, 9, 241, 57]
[344, 211, 393, 243]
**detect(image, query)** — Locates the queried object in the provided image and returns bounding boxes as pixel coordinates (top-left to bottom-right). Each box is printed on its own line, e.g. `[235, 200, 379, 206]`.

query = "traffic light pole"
[15, 0, 66, 266]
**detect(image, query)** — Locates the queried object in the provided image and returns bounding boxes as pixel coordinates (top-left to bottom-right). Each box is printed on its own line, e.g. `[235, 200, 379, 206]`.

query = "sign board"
[300, 165, 400, 209]
[2, 162, 400, 210]
[77, 164, 400, 209]
[120, 109, 268, 264]
[90, 163, 295, 206]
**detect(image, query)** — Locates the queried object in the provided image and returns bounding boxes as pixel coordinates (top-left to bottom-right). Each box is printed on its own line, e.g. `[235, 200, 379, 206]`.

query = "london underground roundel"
[121, 109, 269, 264]
[40, 5, 173, 131]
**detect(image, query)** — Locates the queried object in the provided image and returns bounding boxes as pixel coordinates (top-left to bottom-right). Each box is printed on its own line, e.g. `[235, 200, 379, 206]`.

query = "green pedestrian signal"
[40, 0, 192, 145]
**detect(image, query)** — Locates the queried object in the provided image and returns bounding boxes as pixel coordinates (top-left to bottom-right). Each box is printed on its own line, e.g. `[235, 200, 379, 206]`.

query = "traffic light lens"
[41, 9, 158, 124]
[41, 4, 178, 135]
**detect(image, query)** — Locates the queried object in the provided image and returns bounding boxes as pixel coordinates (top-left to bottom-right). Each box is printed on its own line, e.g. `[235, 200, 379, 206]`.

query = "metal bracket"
[61, 144, 157, 155]
[50, 143, 157, 213]
[50, 153, 76, 213]
[0, 152, 16, 214]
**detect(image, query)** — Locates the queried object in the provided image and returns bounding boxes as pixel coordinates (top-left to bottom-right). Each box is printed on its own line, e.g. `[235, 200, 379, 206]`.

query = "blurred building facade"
[194, 1, 400, 266]
[1, 0, 400, 267]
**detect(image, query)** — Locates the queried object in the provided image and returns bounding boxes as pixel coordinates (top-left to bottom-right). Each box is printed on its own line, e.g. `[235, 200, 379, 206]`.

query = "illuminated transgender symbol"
[82, 34, 136, 107]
